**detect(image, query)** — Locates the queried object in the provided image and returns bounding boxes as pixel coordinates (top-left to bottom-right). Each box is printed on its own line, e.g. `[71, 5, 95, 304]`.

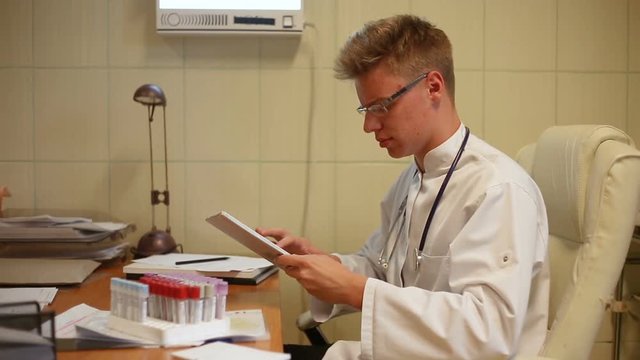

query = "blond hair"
[335, 15, 455, 100]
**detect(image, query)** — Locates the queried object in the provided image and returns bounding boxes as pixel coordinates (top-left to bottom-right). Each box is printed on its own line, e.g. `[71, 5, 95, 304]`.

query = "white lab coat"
[312, 125, 549, 360]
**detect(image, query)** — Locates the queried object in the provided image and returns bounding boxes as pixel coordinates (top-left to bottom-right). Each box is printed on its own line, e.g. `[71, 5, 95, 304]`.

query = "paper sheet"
[172, 341, 290, 360]
[50, 303, 101, 339]
[0, 287, 58, 311]
[0, 258, 100, 285]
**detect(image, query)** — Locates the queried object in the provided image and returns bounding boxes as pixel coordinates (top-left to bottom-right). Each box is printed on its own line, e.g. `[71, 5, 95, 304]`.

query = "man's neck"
[415, 114, 462, 173]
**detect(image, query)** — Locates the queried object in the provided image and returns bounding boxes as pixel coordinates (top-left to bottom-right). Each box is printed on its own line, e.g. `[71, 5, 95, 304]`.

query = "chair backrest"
[516, 125, 640, 359]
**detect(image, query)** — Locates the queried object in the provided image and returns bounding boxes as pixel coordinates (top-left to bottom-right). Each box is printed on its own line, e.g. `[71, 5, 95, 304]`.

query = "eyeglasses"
[356, 72, 429, 115]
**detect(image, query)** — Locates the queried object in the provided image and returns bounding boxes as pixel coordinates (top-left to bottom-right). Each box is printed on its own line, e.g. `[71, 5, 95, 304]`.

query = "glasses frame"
[356, 72, 430, 115]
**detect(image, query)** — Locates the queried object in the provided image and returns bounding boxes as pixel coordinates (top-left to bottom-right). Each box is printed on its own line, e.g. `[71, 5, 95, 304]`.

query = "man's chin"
[385, 148, 408, 159]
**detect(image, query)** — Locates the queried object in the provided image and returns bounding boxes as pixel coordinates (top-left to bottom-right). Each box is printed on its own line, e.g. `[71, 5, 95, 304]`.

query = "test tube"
[110, 278, 118, 316]
[203, 283, 215, 322]
[138, 282, 149, 322]
[116, 279, 125, 318]
[215, 281, 228, 320]
[188, 285, 202, 324]
[166, 283, 176, 323]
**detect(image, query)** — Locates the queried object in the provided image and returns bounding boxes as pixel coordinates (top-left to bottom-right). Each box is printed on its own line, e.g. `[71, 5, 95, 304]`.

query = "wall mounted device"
[156, 0, 303, 35]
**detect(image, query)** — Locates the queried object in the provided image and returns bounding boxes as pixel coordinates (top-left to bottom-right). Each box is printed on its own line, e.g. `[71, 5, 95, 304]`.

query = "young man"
[258, 15, 549, 359]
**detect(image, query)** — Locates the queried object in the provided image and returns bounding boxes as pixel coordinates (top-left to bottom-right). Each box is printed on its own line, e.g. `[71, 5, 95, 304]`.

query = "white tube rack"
[107, 315, 230, 346]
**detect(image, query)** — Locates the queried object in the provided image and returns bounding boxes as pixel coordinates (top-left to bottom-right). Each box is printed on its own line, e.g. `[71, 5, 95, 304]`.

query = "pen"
[175, 257, 230, 266]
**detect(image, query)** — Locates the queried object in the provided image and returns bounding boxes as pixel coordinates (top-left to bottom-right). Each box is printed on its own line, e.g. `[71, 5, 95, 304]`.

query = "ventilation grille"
[160, 13, 229, 27]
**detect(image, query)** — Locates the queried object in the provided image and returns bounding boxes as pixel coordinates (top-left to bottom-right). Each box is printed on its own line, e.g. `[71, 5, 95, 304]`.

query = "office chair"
[515, 125, 640, 359]
[296, 125, 640, 359]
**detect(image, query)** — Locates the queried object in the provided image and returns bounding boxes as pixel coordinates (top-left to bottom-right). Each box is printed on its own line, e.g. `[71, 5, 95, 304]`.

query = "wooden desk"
[50, 260, 283, 359]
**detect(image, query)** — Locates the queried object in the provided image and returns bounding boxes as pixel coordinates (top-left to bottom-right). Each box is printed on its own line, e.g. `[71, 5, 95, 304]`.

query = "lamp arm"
[148, 105, 157, 230]
[162, 106, 171, 232]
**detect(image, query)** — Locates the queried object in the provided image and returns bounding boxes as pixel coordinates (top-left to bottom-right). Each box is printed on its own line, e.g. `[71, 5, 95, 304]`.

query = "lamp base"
[131, 229, 180, 259]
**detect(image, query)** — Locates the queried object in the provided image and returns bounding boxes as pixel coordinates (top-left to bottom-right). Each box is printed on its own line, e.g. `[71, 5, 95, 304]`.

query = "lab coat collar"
[415, 123, 467, 179]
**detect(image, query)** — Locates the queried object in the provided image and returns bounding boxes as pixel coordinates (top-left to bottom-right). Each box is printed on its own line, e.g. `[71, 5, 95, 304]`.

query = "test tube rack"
[107, 314, 230, 346]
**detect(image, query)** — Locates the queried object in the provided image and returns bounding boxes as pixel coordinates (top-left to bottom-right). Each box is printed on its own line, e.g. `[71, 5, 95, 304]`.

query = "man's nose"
[363, 113, 382, 133]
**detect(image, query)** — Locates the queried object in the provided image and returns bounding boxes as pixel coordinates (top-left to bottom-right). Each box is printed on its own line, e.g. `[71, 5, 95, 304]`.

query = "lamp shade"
[133, 84, 167, 106]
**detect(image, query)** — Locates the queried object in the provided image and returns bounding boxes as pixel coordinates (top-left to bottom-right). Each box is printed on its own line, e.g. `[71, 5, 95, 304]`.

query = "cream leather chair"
[516, 125, 640, 359]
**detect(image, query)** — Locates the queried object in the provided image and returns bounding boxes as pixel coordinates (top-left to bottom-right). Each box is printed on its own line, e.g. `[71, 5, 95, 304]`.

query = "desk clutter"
[0, 214, 134, 261]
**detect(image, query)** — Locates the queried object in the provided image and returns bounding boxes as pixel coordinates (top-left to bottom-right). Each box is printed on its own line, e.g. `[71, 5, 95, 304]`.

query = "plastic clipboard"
[206, 211, 289, 264]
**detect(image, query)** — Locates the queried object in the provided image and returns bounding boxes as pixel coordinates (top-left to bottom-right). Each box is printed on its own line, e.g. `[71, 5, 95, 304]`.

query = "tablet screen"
[206, 211, 289, 264]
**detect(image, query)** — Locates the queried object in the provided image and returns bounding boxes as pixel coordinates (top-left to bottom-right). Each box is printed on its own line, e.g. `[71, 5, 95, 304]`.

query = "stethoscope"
[378, 126, 470, 271]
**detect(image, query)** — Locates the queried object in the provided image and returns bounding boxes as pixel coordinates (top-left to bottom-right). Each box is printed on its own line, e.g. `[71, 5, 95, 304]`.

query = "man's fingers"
[255, 227, 289, 240]
[275, 254, 303, 267]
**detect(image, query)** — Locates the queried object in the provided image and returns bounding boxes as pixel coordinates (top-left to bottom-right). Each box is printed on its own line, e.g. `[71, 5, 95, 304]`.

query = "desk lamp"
[131, 84, 180, 258]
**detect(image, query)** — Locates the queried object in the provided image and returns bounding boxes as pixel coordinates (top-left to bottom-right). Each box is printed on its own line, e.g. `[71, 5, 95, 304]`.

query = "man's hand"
[276, 254, 367, 310]
[256, 227, 325, 255]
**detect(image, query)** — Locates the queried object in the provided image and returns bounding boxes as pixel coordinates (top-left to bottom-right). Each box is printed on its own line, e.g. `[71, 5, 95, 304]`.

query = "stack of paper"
[0, 215, 133, 260]
[123, 253, 277, 285]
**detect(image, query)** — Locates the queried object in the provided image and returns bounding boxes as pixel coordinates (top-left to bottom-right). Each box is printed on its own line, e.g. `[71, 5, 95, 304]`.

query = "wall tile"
[259, 163, 336, 252]
[485, 0, 556, 71]
[335, 163, 408, 254]
[34, 162, 109, 213]
[0, 163, 34, 210]
[557, 73, 626, 128]
[455, 70, 484, 138]
[260, 69, 311, 161]
[558, 0, 627, 71]
[260, 69, 335, 161]
[109, 162, 149, 244]
[259, 163, 306, 233]
[33, 0, 107, 67]
[485, 72, 556, 157]
[108, 0, 183, 68]
[411, 0, 484, 70]
[184, 163, 260, 254]
[109, 69, 184, 161]
[303, 163, 336, 252]
[589, 342, 612, 360]
[631, 0, 640, 72]
[0, 0, 32, 66]
[0, 69, 33, 161]
[34, 69, 109, 160]
[629, 74, 640, 146]
[185, 37, 259, 69]
[260, 0, 336, 69]
[185, 69, 260, 161]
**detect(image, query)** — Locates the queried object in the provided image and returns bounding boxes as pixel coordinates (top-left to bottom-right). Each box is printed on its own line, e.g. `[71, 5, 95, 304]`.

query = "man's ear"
[426, 71, 445, 100]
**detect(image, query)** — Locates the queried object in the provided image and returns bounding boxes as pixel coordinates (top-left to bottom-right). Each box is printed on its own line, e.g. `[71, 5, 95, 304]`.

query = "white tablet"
[206, 211, 289, 264]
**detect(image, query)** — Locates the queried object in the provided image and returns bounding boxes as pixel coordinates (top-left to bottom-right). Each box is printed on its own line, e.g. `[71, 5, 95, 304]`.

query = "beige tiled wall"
[1, 0, 639, 355]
